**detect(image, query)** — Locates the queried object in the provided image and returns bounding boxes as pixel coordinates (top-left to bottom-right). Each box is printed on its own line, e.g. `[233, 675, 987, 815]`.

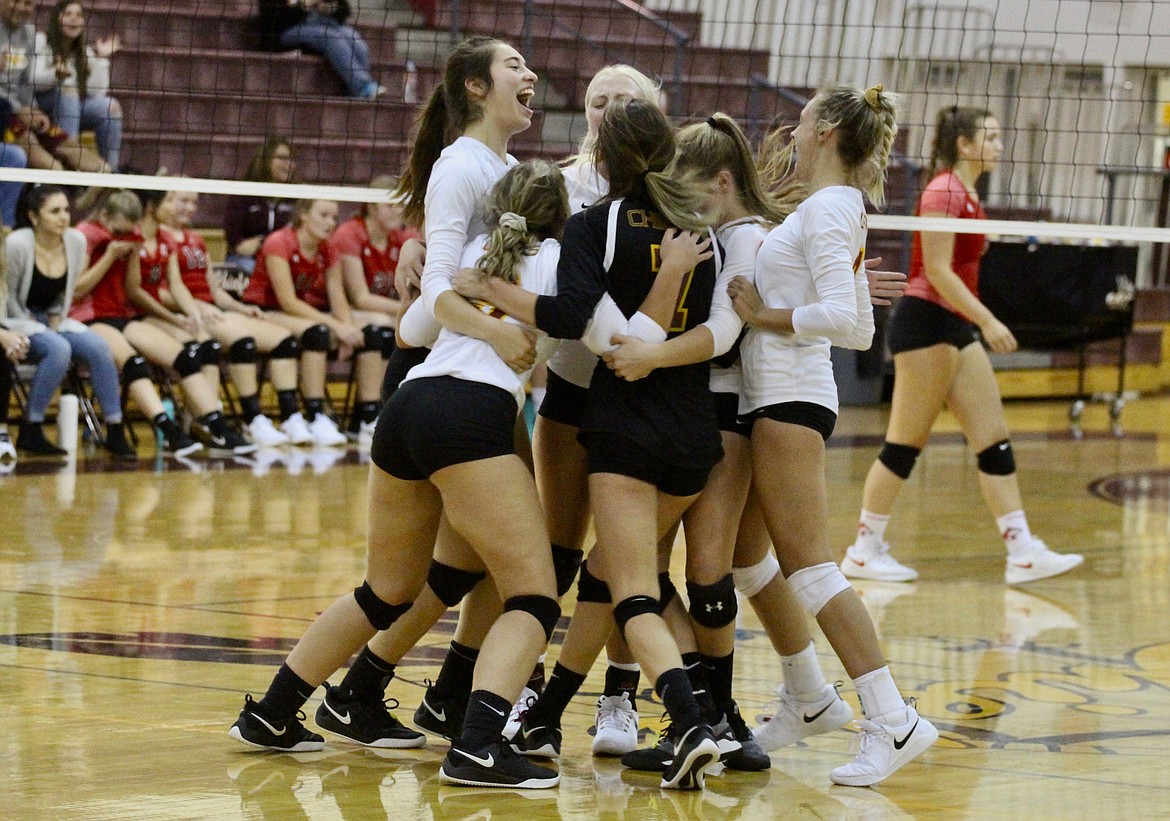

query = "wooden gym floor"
[2, 395, 1169, 820]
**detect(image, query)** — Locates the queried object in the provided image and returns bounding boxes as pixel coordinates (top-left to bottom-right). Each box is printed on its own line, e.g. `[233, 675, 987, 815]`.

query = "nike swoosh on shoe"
[253, 713, 287, 737]
[893, 719, 919, 750]
[453, 748, 494, 768]
[803, 702, 834, 723]
[324, 701, 352, 725]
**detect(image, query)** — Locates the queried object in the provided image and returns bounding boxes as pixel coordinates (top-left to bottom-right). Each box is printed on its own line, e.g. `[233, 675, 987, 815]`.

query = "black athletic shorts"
[381, 345, 428, 403]
[370, 375, 518, 480]
[886, 295, 980, 355]
[584, 431, 711, 497]
[88, 317, 134, 332]
[714, 391, 751, 439]
[745, 401, 837, 442]
[538, 369, 589, 428]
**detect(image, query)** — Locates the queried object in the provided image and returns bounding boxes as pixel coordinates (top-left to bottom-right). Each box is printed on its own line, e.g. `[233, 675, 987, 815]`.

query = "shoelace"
[597, 699, 635, 731]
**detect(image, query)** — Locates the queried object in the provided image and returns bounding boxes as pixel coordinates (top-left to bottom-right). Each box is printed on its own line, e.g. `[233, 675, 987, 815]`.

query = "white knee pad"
[788, 562, 851, 616]
[732, 552, 781, 598]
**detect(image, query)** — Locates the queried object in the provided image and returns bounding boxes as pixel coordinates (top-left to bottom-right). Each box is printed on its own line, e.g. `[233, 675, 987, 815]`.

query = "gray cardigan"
[4, 227, 91, 336]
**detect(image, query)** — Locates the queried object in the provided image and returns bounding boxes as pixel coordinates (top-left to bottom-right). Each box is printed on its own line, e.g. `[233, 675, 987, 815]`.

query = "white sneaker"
[248, 415, 291, 448]
[841, 543, 919, 582]
[830, 702, 937, 787]
[0, 428, 16, 462]
[280, 412, 313, 446]
[502, 686, 538, 741]
[1005, 540, 1084, 585]
[309, 414, 347, 447]
[592, 694, 639, 756]
[752, 683, 853, 752]
[357, 419, 376, 450]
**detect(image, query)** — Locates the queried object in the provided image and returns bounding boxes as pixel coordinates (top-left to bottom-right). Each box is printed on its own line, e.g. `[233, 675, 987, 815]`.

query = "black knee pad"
[686, 574, 738, 628]
[576, 562, 612, 604]
[426, 559, 487, 608]
[300, 323, 331, 352]
[658, 571, 677, 607]
[379, 327, 395, 359]
[977, 439, 1016, 476]
[361, 323, 385, 352]
[878, 441, 921, 480]
[199, 339, 222, 366]
[353, 581, 411, 630]
[613, 595, 661, 633]
[173, 341, 203, 377]
[122, 354, 150, 384]
[271, 335, 299, 360]
[228, 336, 258, 364]
[551, 544, 584, 598]
[505, 594, 561, 641]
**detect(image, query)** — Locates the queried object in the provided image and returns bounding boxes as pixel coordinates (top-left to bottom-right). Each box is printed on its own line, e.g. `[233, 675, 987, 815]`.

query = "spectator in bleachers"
[329, 175, 412, 441]
[0, 0, 108, 173]
[0, 139, 27, 228]
[4, 184, 135, 457]
[223, 136, 295, 275]
[157, 188, 302, 448]
[33, 0, 123, 171]
[257, 0, 384, 99]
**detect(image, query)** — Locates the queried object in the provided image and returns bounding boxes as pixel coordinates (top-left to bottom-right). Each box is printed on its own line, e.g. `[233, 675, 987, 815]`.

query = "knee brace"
[360, 323, 385, 353]
[300, 323, 331, 352]
[686, 574, 738, 628]
[576, 562, 612, 603]
[426, 559, 486, 608]
[228, 337, 258, 365]
[172, 341, 203, 377]
[878, 441, 921, 480]
[733, 552, 781, 598]
[551, 544, 584, 598]
[199, 339, 222, 366]
[977, 439, 1016, 476]
[658, 571, 677, 608]
[270, 335, 299, 360]
[504, 594, 561, 641]
[122, 354, 150, 384]
[613, 595, 661, 634]
[788, 562, 851, 616]
[353, 581, 412, 630]
[379, 327, 396, 359]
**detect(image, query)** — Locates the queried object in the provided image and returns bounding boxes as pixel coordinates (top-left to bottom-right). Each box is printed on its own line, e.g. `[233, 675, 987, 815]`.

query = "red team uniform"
[244, 225, 335, 310]
[327, 216, 418, 300]
[72, 221, 138, 322]
[172, 229, 214, 304]
[137, 235, 176, 303]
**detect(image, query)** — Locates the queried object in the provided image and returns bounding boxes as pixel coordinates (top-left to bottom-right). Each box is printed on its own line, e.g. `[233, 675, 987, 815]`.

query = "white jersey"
[708, 217, 766, 395]
[739, 186, 874, 415]
[546, 162, 608, 387]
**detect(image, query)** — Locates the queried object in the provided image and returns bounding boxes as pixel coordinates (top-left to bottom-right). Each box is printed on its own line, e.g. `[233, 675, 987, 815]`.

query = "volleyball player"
[844, 106, 1083, 585]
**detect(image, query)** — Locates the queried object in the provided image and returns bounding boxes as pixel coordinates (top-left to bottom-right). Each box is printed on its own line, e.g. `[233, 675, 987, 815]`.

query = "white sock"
[780, 641, 828, 702]
[854, 509, 890, 553]
[608, 660, 639, 671]
[996, 510, 1034, 557]
[853, 666, 907, 724]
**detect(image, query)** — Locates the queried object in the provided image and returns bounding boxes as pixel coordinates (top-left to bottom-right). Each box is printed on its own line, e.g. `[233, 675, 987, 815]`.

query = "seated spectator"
[0, 0, 108, 172]
[256, 0, 384, 98]
[4, 184, 135, 458]
[33, 0, 123, 171]
[223, 136, 295, 275]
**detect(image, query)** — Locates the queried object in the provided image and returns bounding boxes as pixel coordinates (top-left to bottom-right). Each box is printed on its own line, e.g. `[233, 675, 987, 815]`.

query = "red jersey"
[75, 220, 136, 321]
[905, 170, 988, 314]
[137, 235, 175, 302]
[328, 216, 417, 299]
[170, 229, 213, 303]
[244, 225, 334, 310]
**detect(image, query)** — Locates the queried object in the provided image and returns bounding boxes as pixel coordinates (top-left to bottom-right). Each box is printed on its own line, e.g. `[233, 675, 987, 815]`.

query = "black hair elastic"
[706, 116, 720, 129]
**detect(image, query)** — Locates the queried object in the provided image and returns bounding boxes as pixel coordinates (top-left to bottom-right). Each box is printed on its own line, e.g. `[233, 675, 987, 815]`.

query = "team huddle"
[226, 35, 1083, 794]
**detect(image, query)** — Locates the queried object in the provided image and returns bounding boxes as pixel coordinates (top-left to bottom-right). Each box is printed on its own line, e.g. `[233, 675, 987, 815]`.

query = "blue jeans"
[36, 88, 123, 170]
[0, 141, 27, 227]
[280, 12, 374, 97]
[24, 324, 123, 423]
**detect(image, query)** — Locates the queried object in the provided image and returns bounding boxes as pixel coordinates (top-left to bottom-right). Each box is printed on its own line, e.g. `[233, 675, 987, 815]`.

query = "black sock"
[240, 394, 263, 423]
[151, 411, 171, 430]
[682, 651, 718, 723]
[276, 390, 299, 421]
[527, 659, 546, 696]
[339, 645, 397, 701]
[603, 663, 640, 707]
[201, 410, 229, 437]
[356, 400, 380, 425]
[257, 663, 316, 720]
[655, 668, 702, 732]
[303, 398, 325, 422]
[432, 640, 479, 700]
[460, 689, 511, 750]
[702, 652, 735, 711]
[524, 662, 586, 728]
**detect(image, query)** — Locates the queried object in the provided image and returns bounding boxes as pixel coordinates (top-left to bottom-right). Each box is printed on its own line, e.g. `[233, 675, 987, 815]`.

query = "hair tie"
[498, 211, 527, 233]
[640, 168, 653, 182]
[864, 84, 884, 111]
[706, 116, 720, 129]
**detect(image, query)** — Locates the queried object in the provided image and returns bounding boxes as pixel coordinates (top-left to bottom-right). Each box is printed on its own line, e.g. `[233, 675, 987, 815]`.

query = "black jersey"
[534, 196, 724, 469]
